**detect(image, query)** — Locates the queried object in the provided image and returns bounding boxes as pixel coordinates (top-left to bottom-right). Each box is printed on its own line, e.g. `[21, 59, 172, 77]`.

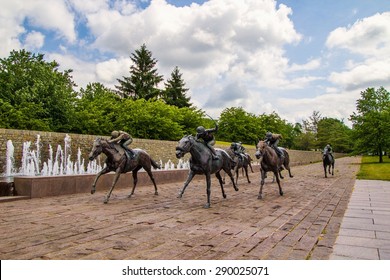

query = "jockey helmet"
[266, 131, 272, 138]
[111, 130, 119, 138]
[196, 126, 205, 134]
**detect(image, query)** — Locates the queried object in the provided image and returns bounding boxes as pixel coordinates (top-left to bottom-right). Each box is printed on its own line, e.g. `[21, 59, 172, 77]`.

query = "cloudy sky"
[1, 0, 390, 126]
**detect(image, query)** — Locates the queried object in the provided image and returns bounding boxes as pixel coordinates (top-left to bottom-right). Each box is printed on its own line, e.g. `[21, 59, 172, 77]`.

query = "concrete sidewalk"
[330, 180, 390, 259]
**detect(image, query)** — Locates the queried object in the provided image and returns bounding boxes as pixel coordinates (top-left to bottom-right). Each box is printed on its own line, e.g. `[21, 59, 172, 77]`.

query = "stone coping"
[13, 169, 193, 199]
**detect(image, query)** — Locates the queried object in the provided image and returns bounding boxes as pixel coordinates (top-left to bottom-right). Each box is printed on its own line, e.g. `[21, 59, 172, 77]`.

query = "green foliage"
[218, 107, 296, 147]
[74, 82, 121, 135]
[317, 118, 353, 153]
[218, 107, 260, 145]
[116, 44, 163, 100]
[350, 87, 390, 162]
[114, 99, 183, 140]
[0, 49, 77, 131]
[163, 66, 191, 108]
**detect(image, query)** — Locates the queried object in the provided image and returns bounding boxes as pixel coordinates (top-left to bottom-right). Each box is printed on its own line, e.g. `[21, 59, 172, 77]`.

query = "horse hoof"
[155, 192, 159, 195]
[103, 200, 108, 204]
[203, 203, 211, 209]
[257, 195, 262, 199]
[223, 194, 227, 199]
[127, 194, 132, 198]
[91, 190, 95, 194]
[280, 192, 284, 196]
[235, 187, 239, 191]
[177, 194, 183, 199]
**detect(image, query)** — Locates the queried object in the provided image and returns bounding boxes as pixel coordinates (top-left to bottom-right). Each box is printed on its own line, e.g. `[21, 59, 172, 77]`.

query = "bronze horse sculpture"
[88, 138, 160, 203]
[255, 140, 286, 199]
[175, 135, 238, 208]
[225, 147, 254, 184]
[323, 148, 335, 178]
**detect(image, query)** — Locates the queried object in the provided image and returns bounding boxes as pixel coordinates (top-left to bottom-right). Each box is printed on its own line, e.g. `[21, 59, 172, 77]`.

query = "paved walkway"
[2, 156, 389, 260]
[330, 179, 390, 259]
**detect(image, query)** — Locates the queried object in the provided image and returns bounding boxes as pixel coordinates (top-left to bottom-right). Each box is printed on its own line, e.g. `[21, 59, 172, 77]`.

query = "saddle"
[112, 143, 134, 160]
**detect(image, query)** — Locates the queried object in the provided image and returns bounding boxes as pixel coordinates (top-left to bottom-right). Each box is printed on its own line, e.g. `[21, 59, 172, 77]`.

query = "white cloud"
[0, 0, 77, 58]
[287, 58, 321, 72]
[95, 57, 131, 86]
[46, 52, 97, 89]
[326, 12, 390, 57]
[23, 31, 45, 50]
[326, 12, 390, 91]
[329, 58, 390, 90]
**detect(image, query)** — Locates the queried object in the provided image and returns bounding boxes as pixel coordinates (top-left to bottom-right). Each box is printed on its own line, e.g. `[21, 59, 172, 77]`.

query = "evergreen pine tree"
[163, 66, 191, 108]
[116, 44, 163, 100]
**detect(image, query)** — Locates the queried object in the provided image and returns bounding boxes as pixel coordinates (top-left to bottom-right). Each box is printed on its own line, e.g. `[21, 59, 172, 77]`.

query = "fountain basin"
[13, 169, 190, 199]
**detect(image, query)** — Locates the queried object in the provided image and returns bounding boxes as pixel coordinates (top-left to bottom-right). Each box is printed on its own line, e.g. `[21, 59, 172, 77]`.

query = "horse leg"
[258, 170, 266, 199]
[234, 162, 239, 185]
[279, 169, 284, 179]
[222, 171, 226, 184]
[331, 163, 334, 176]
[215, 172, 226, 199]
[275, 171, 283, 196]
[249, 161, 254, 173]
[204, 173, 211, 208]
[244, 166, 251, 183]
[91, 167, 110, 194]
[104, 168, 121, 203]
[145, 167, 159, 195]
[128, 166, 141, 198]
[235, 167, 239, 185]
[324, 164, 328, 178]
[286, 165, 293, 178]
[227, 168, 239, 191]
[178, 170, 195, 198]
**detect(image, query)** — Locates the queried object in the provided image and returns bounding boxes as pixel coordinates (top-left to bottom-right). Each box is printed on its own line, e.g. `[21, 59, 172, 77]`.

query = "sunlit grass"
[357, 155, 390, 181]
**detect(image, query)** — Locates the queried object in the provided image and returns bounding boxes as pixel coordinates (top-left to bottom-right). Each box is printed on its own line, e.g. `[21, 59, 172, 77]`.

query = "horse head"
[88, 138, 105, 161]
[255, 140, 266, 159]
[176, 135, 194, 159]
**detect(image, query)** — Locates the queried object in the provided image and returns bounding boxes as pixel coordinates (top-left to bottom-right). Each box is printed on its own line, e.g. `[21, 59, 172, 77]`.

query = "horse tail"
[151, 158, 161, 169]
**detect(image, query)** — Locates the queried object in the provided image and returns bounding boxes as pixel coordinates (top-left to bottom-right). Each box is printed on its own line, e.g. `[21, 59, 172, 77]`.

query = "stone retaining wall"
[1, 128, 344, 175]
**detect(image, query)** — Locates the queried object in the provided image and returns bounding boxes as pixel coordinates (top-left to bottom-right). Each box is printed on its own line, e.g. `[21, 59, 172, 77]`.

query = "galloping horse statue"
[175, 135, 238, 208]
[323, 149, 335, 178]
[255, 140, 284, 199]
[225, 147, 254, 184]
[88, 138, 160, 203]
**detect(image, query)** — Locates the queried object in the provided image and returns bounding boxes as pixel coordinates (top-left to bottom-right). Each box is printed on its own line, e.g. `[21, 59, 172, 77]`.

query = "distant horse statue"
[255, 140, 284, 199]
[323, 149, 335, 178]
[88, 138, 161, 203]
[175, 135, 238, 208]
[225, 147, 254, 184]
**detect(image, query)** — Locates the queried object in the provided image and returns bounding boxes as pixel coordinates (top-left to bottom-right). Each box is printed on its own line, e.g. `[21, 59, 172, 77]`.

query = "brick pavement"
[0, 156, 361, 260]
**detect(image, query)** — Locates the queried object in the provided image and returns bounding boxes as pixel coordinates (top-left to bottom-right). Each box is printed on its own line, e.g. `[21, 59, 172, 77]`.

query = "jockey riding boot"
[209, 146, 219, 160]
[123, 146, 135, 159]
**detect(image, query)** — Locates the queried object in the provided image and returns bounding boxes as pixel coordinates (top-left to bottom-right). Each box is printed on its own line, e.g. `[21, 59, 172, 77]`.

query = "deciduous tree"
[350, 87, 390, 162]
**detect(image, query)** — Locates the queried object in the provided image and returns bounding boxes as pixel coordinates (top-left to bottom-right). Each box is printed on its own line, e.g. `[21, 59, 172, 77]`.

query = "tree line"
[0, 47, 389, 159]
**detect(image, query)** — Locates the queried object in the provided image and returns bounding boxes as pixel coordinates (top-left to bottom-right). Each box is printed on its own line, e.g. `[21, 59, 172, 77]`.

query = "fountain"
[2, 134, 190, 199]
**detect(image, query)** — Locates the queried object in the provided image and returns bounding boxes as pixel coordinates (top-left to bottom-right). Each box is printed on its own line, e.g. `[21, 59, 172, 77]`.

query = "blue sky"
[1, 0, 389, 127]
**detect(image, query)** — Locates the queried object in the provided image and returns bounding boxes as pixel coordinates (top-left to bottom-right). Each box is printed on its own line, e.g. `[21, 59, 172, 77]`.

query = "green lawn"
[357, 155, 390, 181]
